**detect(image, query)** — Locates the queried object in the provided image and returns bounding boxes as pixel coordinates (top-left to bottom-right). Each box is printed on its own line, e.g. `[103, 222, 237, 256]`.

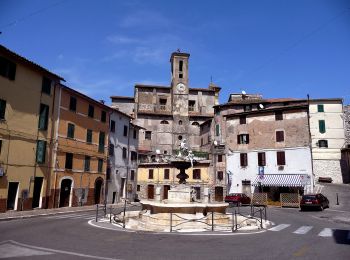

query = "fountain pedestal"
[167, 185, 191, 203]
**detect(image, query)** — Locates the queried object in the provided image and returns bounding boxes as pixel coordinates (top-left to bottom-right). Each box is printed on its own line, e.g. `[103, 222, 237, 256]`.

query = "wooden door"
[148, 185, 154, 199]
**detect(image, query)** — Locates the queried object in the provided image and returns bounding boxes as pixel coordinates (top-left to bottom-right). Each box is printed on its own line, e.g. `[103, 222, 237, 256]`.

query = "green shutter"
[0, 99, 6, 119]
[216, 124, 220, 136]
[319, 120, 326, 134]
[84, 156, 90, 171]
[67, 123, 75, 138]
[86, 129, 92, 143]
[36, 140, 46, 164]
[99, 132, 105, 152]
[317, 104, 324, 112]
[38, 104, 49, 130]
[98, 159, 103, 172]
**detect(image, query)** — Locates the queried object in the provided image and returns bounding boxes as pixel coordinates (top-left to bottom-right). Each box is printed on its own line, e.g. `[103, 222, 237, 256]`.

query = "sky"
[1, 0, 350, 105]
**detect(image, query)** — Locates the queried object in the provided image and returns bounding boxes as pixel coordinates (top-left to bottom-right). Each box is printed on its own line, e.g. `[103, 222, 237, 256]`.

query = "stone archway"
[94, 178, 104, 204]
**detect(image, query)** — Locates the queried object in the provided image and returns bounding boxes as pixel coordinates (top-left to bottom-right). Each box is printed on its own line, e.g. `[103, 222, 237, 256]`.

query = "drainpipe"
[122, 119, 132, 227]
[307, 94, 315, 193]
[52, 85, 61, 208]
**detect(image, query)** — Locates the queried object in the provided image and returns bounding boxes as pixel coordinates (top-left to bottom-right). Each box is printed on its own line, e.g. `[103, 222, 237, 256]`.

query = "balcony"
[138, 104, 172, 115]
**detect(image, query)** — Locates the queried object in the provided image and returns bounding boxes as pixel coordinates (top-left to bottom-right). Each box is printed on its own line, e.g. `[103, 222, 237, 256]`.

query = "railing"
[138, 104, 171, 113]
[94, 202, 141, 223]
[280, 193, 300, 208]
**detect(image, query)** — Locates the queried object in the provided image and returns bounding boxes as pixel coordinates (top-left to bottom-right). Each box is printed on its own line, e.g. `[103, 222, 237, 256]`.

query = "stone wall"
[344, 105, 350, 146]
[313, 159, 343, 184]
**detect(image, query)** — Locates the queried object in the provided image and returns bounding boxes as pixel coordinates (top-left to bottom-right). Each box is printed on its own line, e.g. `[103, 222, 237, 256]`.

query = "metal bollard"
[336, 193, 339, 205]
[95, 204, 98, 222]
[170, 212, 173, 232]
[260, 209, 263, 229]
[231, 211, 234, 232]
[109, 207, 112, 223]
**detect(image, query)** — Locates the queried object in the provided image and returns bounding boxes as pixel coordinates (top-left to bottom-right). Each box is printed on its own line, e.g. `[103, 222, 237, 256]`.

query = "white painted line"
[268, 224, 290, 231]
[318, 228, 333, 237]
[326, 209, 348, 213]
[6, 240, 121, 260]
[293, 226, 313, 235]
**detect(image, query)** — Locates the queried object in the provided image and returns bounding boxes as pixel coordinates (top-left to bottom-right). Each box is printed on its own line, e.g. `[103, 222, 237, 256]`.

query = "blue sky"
[1, 0, 350, 104]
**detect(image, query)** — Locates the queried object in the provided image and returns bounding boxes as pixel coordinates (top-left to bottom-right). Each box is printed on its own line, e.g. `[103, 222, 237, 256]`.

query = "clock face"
[176, 83, 186, 92]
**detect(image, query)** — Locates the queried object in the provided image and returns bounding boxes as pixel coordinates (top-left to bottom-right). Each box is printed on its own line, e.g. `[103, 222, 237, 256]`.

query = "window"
[122, 147, 127, 159]
[67, 123, 75, 138]
[318, 140, 328, 148]
[65, 153, 73, 170]
[237, 134, 249, 144]
[0, 140, 2, 154]
[258, 152, 266, 166]
[240, 153, 248, 167]
[110, 120, 115, 132]
[145, 131, 152, 140]
[86, 129, 93, 143]
[38, 104, 49, 130]
[131, 151, 137, 161]
[36, 140, 46, 164]
[164, 169, 170, 179]
[319, 120, 326, 134]
[243, 105, 252, 112]
[218, 154, 223, 162]
[159, 98, 167, 110]
[109, 144, 114, 156]
[179, 60, 183, 71]
[0, 56, 16, 80]
[192, 122, 199, 126]
[69, 96, 77, 112]
[178, 135, 183, 140]
[130, 170, 135, 181]
[137, 185, 140, 191]
[160, 120, 169, 124]
[41, 77, 52, 95]
[275, 111, 283, 121]
[98, 158, 103, 172]
[189, 100, 195, 111]
[123, 125, 128, 137]
[317, 104, 324, 112]
[217, 171, 223, 180]
[277, 151, 286, 165]
[240, 116, 246, 124]
[276, 131, 284, 142]
[179, 73, 183, 78]
[0, 99, 6, 120]
[101, 111, 106, 122]
[149, 169, 154, 179]
[193, 169, 201, 179]
[179, 120, 183, 125]
[133, 129, 137, 139]
[216, 124, 220, 136]
[98, 132, 105, 152]
[84, 156, 90, 171]
[88, 105, 94, 118]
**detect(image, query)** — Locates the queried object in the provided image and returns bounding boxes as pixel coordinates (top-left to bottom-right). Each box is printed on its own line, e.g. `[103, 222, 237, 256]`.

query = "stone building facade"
[344, 105, 350, 147]
[111, 51, 226, 202]
[308, 99, 346, 183]
[215, 94, 314, 200]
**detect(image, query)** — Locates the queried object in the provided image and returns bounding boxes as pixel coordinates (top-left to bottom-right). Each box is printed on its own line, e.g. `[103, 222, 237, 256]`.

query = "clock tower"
[170, 51, 190, 150]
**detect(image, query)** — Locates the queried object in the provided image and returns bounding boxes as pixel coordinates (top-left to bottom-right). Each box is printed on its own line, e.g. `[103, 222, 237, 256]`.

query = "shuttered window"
[276, 131, 284, 142]
[217, 171, 224, 180]
[86, 129, 93, 143]
[193, 169, 201, 179]
[98, 158, 103, 173]
[258, 152, 266, 166]
[36, 140, 46, 164]
[110, 120, 115, 132]
[41, 77, 52, 95]
[101, 110, 106, 122]
[0, 56, 16, 80]
[98, 132, 105, 152]
[38, 104, 49, 130]
[69, 96, 77, 111]
[88, 105, 94, 118]
[319, 120, 326, 134]
[215, 124, 220, 136]
[237, 134, 249, 144]
[122, 147, 127, 159]
[164, 169, 170, 179]
[240, 153, 248, 167]
[149, 169, 154, 179]
[0, 99, 6, 120]
[65, 153, 73, 169]
[240, 116, 246, 124]
[317, 104, 324, 112]
[67, 123, 75, 138]
[277, 151, 286, 165]
[275, 111, 283, 121]
[84, 156, 90, 171]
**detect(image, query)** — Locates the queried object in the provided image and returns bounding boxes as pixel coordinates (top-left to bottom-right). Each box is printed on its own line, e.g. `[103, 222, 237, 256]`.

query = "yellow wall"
[0, 55, 58, 210]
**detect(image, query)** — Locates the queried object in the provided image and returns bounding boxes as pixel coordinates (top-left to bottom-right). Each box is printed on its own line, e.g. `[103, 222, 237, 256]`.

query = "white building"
[107, 109, 141, 203]
[309, 99, 346, 183]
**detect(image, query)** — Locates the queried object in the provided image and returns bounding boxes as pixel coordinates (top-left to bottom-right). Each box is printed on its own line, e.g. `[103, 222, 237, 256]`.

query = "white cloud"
[106, 35, 142, 44]
[119, 10, 170, 28]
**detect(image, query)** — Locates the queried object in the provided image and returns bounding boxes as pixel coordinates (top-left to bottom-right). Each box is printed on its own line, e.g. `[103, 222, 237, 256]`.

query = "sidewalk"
[0, 203, 128, 222]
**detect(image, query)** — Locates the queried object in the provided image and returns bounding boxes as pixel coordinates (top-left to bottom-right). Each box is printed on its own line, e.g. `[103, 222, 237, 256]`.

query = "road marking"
[326, 209, 349, 213]
[318, 228, 333, 237]
[293, 245, 310, 257]
[293, 226, 313, 235]
[268, 224, 290, 231]
[46, 213, 95, 219]
[0, 242, 53, 258]
[1, 240, 121, 260]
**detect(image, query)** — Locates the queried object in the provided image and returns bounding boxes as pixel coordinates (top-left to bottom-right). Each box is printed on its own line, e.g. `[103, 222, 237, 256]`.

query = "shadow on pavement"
[333, 229, 350, 245]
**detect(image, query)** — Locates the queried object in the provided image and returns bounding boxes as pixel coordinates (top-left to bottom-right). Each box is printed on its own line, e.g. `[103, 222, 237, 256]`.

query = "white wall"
[227, 147, 313, 194]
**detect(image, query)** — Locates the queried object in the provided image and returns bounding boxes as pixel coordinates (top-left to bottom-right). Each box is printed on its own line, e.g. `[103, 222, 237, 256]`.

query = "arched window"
[192, 122, 199, 126]
[179, 120, 183, 125]
[160, 120, 169, 124]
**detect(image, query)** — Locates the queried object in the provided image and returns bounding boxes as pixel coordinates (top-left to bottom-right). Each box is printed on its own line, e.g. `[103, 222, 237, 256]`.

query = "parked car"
[300, 194, 329, 211]
[224, 193, 251, 206]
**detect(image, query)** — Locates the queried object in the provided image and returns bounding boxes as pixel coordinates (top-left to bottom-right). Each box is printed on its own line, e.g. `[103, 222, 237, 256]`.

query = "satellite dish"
[259, 104, 264, 109]
[241, 90, 246, 95]
[213, 140, 218, 146]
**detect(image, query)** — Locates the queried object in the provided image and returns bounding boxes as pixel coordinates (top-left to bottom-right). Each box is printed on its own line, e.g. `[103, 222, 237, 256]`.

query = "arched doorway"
[94, 178, 104, 204]
[59, 179, 72, 207]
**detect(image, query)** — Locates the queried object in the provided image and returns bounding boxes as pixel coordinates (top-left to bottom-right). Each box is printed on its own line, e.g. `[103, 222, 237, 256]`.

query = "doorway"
[32, 177, 43, 208]
[94, 178, 103, 204]
[215, 186, 223, 202]
[242, 180, 252, 196]
[59, 179, 72, 207]
[7, 182, 19, 210]
[148, 185, 154, 199]
[163, 185, 170, 199]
